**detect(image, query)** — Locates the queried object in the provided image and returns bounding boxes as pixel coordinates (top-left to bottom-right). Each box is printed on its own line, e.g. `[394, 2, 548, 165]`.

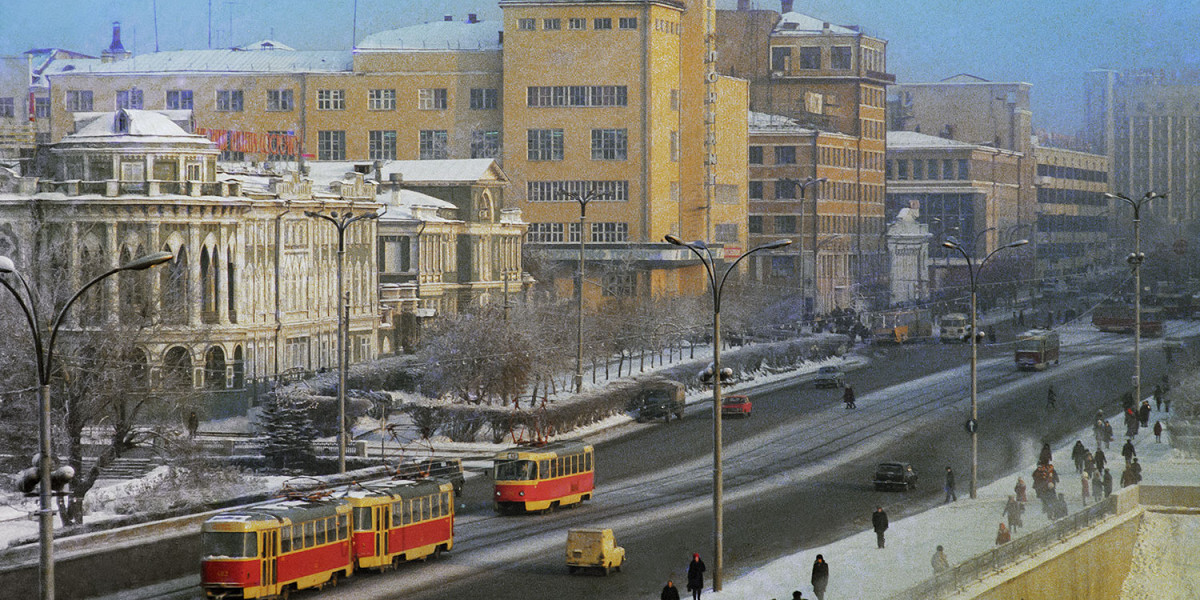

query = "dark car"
[630, 379, 686, 423]
[720, 395, 752, 418]
[873, 462, 918, 491]
[395, 458, 465, 496]
[813, 365, 846, 388]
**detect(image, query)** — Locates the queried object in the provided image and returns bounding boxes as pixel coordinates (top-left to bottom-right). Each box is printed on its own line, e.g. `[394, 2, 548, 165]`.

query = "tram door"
[374, 505, 391, 559]
[261, 530, 278, 594]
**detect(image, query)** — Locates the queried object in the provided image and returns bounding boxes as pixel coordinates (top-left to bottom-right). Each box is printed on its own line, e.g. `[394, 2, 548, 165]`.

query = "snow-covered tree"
[257, 391, 319, 470]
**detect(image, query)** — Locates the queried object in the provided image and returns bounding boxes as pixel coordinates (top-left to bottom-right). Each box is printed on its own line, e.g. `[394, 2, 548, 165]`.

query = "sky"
[3, 0, 1200, 134]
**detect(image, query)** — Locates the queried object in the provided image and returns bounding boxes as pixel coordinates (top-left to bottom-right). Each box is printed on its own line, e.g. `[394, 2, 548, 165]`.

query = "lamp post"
[664, 234, 791, 591]
[1105, 192, 1164, 412]
[557, 188, 610, 394]
[0, 250, 173, 600]
[942, 238, 1027, 499]
[305, 207, 383, 474]
[780, 177, 827, 320]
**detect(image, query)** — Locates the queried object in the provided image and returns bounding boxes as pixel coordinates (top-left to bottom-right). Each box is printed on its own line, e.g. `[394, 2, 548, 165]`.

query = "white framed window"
[368, 89, 396, 110]
[166, 89, 193, 110]
[544, 18, 561, 30]
[419, 130, 448, 160]
[471, 130, 501, 158]
[526, 223, 565, 243]
[116, 89, 143, 109]
[267, 89, 294, 111]
[317, 130, 345, 160]
[591, 128, 627, 160]
[570, 222, 628, 243]
[527, 85, 627, 107]
[418, 88, 448, 110]
[594, 18, 612, 30]
[186, 162, 203, 181]
[66, 90, 93, 112]
[527, 129, 564, 161]
[34, 97, 50, 118]
[470, 88, 498, 110]
[527, 180, 628, 202]
[369, 130, 396, 160]
[216, 90, 243, 112]
[619, 17, 637, 30]
[317, 89, 345, 110]
[518, 18, 536, 30]
[568, 17, 586, 30]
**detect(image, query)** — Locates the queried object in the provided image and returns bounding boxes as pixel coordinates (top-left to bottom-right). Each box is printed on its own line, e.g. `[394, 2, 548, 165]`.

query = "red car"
[721, 395, 752, 418]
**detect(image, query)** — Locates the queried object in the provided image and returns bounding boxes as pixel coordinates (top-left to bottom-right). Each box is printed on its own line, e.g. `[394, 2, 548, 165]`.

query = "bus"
[938, 313, 970, 343]
[1015, 329, 1060, 371]
[345, 479, 455, 570]
[493, 441, 595, 513]
[1092, 303, 1164, 337]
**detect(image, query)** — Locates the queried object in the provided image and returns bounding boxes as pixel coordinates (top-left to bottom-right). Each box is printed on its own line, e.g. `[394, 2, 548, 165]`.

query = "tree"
[418, 305, 536, 407]
[257, 390, 320, 470]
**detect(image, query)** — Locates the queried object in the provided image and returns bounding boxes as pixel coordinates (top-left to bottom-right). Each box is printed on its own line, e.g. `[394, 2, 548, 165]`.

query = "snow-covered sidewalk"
[699, 402, 1196, 600]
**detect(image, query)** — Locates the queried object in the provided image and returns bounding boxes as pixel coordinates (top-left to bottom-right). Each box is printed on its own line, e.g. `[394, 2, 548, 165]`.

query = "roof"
[307, 159, 508, 186]
[58, 110, 214, 149]
[50, 48, 351, 75]
[887, 130, 979, 151]
[775, 12, 859, 35]
[357, 20, 503, 51]
[499, 0, 685, 8]
[238, 39, 295, 51]
[748, 111, 814, 134]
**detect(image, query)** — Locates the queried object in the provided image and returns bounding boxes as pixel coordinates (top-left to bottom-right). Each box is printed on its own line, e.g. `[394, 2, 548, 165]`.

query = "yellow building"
[1033, 145, 1112, 278]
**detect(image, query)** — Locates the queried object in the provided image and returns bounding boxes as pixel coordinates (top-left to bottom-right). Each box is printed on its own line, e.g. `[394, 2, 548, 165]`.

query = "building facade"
[1032, 144, 1112, 278]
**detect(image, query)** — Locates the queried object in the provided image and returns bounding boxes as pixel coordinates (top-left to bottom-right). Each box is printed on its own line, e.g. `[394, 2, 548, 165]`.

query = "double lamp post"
[1104, 191, 1164, 411]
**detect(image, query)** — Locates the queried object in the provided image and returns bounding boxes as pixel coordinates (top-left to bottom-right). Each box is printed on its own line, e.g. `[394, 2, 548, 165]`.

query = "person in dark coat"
[1103, 421, 1114, 449]
[187, 411, 199, 438]
[1122, 439, 1136, 465]
[1103, 468, 1113, 497]
[686, 553, 706, 600]
[843, 385, 856, 409]
[1131, 457, 1142, 482]
[944, 466, 957, 503]
[1003, 495, 1024, 531]
[1138, 401, 1151, 428]
[1154, 384, 1164, 411]
[661, 580, 681, 600]
[872, 506, 889, 549]
[1014, 477, 1027, 503]
[810, 554, 829, 600]
[1071, 440, 1086, 473]
[1154, 420, 1163, 443]
[1121, 466, 1137, 488]
[1094, 447, 1107, 473]
[1037, 442, 1053, 466]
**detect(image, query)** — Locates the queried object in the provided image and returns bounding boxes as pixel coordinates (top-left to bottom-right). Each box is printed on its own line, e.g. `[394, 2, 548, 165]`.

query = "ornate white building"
[0, 109, 380, 413]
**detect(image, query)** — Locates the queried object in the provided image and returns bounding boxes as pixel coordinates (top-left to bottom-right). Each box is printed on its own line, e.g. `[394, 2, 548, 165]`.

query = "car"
[813, 365, 846, 388]
[720, 395, 752, 418]
[630, 379, 686, 423]
[873, 461, 918, 491]
[566, 528, 625, 575]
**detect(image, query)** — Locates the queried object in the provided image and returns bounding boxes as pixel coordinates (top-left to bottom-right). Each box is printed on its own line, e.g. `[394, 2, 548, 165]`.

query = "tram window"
[400, 501, 410, 525]
[443, 492, 451, 514]
[433, 494, 442, 517]
[339, 515, 348, 539]
[291, 529, 303, 551]
[548, 459, 556, 478]
[281, 526, 292, 552]
[585, 451, 592, 471]
[423, 497, 432, 521]
[315, 520, 326, 546]
[539, 460, 549, 479]
[354, 506, 372, 530]
[304, 522, 314, 547]
[495, 459, 537, 481]
[202, 531, 258, 558]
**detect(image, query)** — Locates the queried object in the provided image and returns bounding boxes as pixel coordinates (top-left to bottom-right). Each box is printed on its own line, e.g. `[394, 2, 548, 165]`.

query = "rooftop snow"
[775, 12, 859, 35]
[356, 20, 503, 51]
[307, 159, 506, 185]
[887, 130, 980, 150]
[749, 111, 813, 133]
[69, 110, 202, 140]
[52, 48, 351, 74]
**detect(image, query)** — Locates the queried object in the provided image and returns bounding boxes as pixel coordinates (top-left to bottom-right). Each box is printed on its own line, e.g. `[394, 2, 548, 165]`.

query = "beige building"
[0, 109, 380, 414]
[1033, 145, 1112, 278]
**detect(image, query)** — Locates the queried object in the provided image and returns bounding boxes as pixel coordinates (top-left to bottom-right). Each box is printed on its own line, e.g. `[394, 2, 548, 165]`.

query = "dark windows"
[619, 17, 637, 29]
[166, 90, 193, 110]
[267, 89, 293, 111]
[771, 47, 791, 72]
[527, 85, 627, 107]
[418, 88, 448, 110]
[317, 130, 345, 160]
[419, 130, 449, 159]
[775, 145, 796, 165]
[216, 90, 243, 112]
[831, 46, 853, 70]
[749, 146, 764, 164]
[66, 90, 93, 112]
[799, 47, 821, 69]
[368, 130, 396, 160]
[591, 128, 627, 160]
[594, 18, 612, 30]
[527, 129, 564, 161]
[470, 88, 498, 110]
[116, 89, 143, 109]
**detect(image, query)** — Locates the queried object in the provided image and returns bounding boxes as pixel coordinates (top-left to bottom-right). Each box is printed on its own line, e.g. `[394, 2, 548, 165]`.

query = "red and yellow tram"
[492, 441, 594, 513]
[345, 479, 455, 570]
[201, 497, 354, 599]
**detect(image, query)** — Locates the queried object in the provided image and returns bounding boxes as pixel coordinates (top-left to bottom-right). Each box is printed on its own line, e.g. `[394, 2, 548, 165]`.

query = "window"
[526, 85, 627, 107]
[544, 18, 561, 30]
[317, 130, 346, 160]
[470, 88, 498, 110]
[368, 130, 396, 160]
[380, 236, 412, 272]
[267, 89, 294, 111]
[166, 90, 193, 110]
[569, 17, 586, 30]
[34, 97, 50, 118]
[714, 223, 738, 243]
[317, 89, 345, 110]
[219, 150, 245, 161]
[602, 272, 636, 297]
[518, 18, 536, 30]
[591, 128, 627, 160]
[418, 88, 448, 110]
[527, 180, 627, 202]
[0, 98, 12, 118]
[368, 89, 396, 110]
[66, 90, 93, 112]
[912, 159, 924, 180]
[775, 146, 796, 165]
[957, 158, 969, 180]
[775, 179, 796, 199]
[774, 215, 797, 234]
[670, 89, 680, 111]
[527, 129, 564, 161]
[749, 181, 764, 199]
[573, 222, 628, 243]
[619, 17, 637, 29]
[116, 89, 143, 109]
[799, 47, 821, 69]
[216, 90, 243, 112]
[526, 223, 565, 243]
[670, 130, 679, 162]
[594, 18, 612, 30]
[749, 215, 763, 234]
[419, 130, 449, 160]
[471, 130, 501, 158]
[831, 46, 853, 70]
[749, 146, 763, 164]
[897, 160, 908, 180]
[771, 47, 791, 72]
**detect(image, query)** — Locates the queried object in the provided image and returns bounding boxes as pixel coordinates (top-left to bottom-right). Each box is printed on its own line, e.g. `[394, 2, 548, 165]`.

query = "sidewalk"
[699, 401, 1196, 600]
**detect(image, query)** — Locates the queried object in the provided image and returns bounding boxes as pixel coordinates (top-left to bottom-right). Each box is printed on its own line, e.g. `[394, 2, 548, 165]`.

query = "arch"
[161, 244, 188, 324]
[162, 346, 193, 390]
[478, 191, 495, 221]
[200, 245, 219, 323]
[77, 234, 106, 326]
[226, 245, 237, 323]
[203, 345, 227, 390]
[232, 345, 245, 389]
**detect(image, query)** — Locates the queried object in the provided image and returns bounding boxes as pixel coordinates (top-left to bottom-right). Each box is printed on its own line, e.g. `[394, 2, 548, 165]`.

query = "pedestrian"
[944, 466, 957, 503]
[931, 545, 950, 574]
[1092, 468, 1104, 502]
[1122, 438, 1136, 465]
[793, 592, 805, 600]
[1046, 386, 1056, 409]
[872, 506, 888, 549]
[661, 580, 681, 600]
[810, 554, 829, 600]
[187, 411, 199, 438]
[1154, 420, 1163, 443]
[995, 522, 1011, 545]
[1125, 408, 1139, 438]
[1014, 477, 1027, 503]
[1154, 384, 1164, 411]
[1164, 393, 1171, 413]
[1121, 466, 1137, 488]
[1131, 457, 1142, 482]
[1081, 471, 1090, 506]
[1071, 440, 1087, 473]
[843, 385, 856, 409]
[1093, 418, 1106, 447]
[987, 325, 996, 344]
[1094, 447, 1107, 473]
[1138, 401, 1151, 428]
[1104, 421, 1114, 449]
[1003, 495, 1023, 531]
[1038, 442, 1053, 466]
[1083, 451, 1095, 480]
[686, 553, 706, 600]
[1103, 468, 1113, 497]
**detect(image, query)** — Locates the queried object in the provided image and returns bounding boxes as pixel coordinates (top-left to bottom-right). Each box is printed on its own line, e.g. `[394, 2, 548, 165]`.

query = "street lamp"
[942, 238, 1027, 499]
[305, 207, 384, 474]
[0, 250, 173, 600]
[664, 234, 791, 591]
[1105, 192, 1164, 413]
[557, 188, 611, 394]
[779, 177, 827, 320]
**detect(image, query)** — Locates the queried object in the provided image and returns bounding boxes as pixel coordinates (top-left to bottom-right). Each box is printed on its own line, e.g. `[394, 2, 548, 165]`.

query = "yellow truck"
[566, 528, 625, 575]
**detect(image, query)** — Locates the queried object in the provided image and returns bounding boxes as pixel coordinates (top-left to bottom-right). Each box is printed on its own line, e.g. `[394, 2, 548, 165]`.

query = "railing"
[886, 495, 1117, 600]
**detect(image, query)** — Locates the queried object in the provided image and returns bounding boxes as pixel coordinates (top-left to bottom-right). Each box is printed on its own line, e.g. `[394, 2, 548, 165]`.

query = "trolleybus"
[1092, 303, 1163, 336]
[1015, 329, 1060, 370]
[493, 441, 595, 513]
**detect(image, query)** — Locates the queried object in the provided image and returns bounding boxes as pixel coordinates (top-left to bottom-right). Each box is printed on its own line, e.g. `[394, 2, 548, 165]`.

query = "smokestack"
[781, 0, 794, 14]
[102, 21, 132, 62]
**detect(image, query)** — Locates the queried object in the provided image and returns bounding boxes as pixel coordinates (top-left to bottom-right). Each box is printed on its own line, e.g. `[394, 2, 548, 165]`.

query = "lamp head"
[942, 240, 961, 250]
[664, 234, 683, 246]
[1006, 239, 1030, 249]
[760, 239, 793, 250]
[121, 251, 174, 271]
[303, 210, 319, 218]
[0, 256, 13, 274]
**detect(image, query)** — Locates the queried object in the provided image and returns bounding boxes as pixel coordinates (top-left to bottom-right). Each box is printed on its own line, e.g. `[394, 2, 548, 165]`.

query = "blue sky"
[3, 0, 1199, 133]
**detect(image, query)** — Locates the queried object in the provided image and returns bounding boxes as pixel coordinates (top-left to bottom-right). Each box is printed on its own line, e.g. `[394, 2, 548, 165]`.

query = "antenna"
[153, 0, 159, 52]
[208, 0, 212, 49]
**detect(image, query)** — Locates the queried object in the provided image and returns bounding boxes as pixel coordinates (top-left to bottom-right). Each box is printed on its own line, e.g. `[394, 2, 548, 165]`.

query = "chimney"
[468, 13, 478, 24]
[781, 0, 794, 13]
[444, 15, 453, 22]
[101, 21, 131, 63]
[737, 0, 750, 10]
[823, 22, 831, 32]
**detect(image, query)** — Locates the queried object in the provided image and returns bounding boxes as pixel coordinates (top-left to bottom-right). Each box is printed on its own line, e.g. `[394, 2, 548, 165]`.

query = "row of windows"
[749, 145, 882, 171]
[525, 222, 629, 244]
[1037, 214, 1110, 233]
[0, 96, 50, 118]
[527, 85, 627, 108]
[537, 451, 593, 479]
[1036, 163, 1108, 183]
[771, 45, 855, 72]
[527, 128, 627, 161]
[312, 129, 501, 161]
[517, 16, 638, 31]
[526, 180, 629, 203]
[352, 491, 452, 530]
[1036, 187, 1109, 207]
[64, 87, 498, 113]
[887, 158, 970, 181]
[749, 214, 875, 237]
[278, 514, 349, 554]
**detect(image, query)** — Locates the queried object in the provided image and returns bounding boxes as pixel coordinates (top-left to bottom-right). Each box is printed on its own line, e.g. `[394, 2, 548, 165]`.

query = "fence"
[886, 495, 1117, 600]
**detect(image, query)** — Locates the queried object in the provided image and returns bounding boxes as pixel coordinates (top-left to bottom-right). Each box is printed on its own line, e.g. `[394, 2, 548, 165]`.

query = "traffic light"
[698, 363, 733, 384]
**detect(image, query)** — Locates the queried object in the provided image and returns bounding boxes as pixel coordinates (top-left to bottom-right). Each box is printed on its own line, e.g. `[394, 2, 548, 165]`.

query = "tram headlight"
[518, 491, 525, 497]
[495, 491, 500, 497]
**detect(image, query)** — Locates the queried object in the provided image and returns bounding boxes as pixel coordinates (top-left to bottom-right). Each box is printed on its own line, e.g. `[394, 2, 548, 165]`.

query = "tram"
[1015, 329, 1060, 371]
[493, 441, 595, 513]
[346, 479, 455, 570]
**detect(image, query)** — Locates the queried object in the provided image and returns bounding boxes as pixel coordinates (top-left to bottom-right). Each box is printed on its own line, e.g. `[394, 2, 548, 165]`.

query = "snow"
[356, 20, 503, 51]
[887, 130, 981, 150]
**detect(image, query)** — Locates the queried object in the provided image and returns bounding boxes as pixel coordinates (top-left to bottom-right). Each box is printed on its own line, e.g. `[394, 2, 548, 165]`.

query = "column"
[189, 224, 201, 327]
[105, 222, 120, 323]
